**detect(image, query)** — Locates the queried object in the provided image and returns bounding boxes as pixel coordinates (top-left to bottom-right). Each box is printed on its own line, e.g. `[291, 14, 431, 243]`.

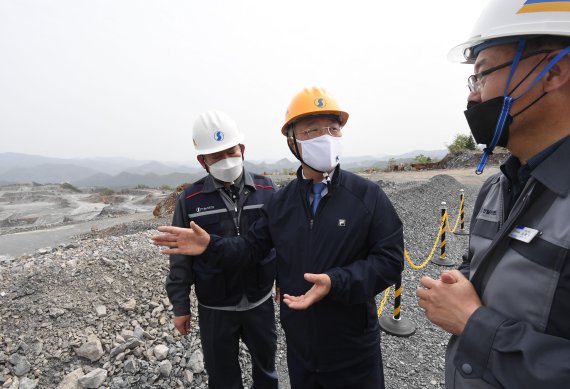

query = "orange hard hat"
[281, 87, 349, 135]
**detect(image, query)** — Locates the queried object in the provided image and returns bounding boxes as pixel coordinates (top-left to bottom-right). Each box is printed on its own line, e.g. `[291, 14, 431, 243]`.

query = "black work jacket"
[206, 165, 404, 372]
[165, 169, 276, 315]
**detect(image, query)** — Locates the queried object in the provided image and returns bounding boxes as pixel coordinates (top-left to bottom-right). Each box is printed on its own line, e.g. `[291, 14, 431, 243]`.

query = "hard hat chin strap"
[476, 40, 527, 175]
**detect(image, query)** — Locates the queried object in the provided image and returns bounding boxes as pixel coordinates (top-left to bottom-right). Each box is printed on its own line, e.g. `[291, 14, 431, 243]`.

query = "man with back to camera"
[416, 0, 570, 387]
[153, 87, 405, 388]
[166, 110, 278, 389]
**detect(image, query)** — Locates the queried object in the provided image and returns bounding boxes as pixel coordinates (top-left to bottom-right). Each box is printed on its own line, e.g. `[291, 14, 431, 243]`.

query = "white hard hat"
[449, 0, 570, 63]
[192, 110, 245, 155]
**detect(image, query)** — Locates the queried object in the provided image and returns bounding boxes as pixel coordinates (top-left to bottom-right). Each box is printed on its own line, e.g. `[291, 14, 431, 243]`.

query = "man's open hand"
[151, 222, 210, 256]
[283, 273, 332, 310]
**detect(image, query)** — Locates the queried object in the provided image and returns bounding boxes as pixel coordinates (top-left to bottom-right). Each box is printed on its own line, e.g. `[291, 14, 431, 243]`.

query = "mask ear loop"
[508, 53, 549, 96]
[476, 39, 526, 175]
[511, 46, 570, 119]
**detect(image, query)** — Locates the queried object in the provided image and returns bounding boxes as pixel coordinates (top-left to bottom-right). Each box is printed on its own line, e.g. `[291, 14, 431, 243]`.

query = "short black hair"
[525, 35, 570, 52]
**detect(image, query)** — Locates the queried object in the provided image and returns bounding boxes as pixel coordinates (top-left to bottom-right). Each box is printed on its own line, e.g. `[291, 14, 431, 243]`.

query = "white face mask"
[208, 156, 243, 183]
[296, 135, 342, 172]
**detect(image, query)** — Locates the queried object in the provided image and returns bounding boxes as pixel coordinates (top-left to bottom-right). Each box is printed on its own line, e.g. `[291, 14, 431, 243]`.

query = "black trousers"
[198, 297, 278, 389]
[287, 348, 384, 389]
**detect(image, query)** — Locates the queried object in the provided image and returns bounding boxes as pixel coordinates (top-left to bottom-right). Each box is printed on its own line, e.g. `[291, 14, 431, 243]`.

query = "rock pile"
[438, 150, 510, 169]
[153, 185, 187, 218]
[1, 174, 480, 388]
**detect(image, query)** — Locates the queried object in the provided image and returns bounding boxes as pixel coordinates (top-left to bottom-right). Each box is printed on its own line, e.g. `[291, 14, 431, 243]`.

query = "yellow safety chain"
[378, 198, 465, 318]
[377, 287, 391, 317]
[445, 196, 464, 234]
[403, 213, 446, 270]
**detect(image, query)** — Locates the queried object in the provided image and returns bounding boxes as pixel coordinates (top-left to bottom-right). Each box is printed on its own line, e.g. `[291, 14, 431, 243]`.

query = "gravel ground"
[0, 173, 480, 389]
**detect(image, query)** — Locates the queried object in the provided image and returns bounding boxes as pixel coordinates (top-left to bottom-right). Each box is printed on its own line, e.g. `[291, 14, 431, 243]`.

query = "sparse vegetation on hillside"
[60, 182, 81, 193]
[414, 154, 433, 164]
[99, 187, 115, 196]
[447, 134, 478, 153]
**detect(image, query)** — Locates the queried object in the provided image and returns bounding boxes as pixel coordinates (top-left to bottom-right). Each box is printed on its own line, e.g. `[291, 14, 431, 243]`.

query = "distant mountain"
[246, 150, 448, 173]
[378, 149, 448, 161]
[0, 152, 72, 174]
[72, 171, 202, 188]
[124, 161, 199, 175]
[0, 152, 196, 176]
[245, 159, 298, 174]
[0, 163, 100, 184]
[0, 153, 201, 186]
[0, 149, 449, 187]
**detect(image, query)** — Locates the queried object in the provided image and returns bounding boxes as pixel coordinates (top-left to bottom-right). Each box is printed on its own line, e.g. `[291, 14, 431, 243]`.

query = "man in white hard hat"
[165, 110, 278, 389]
[416, 1, 570, 387]
[154, 88, 404, 388]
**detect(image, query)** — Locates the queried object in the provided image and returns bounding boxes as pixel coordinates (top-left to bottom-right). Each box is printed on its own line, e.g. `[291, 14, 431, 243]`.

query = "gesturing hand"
[283, 273, 332, 310]
[151, 222, 211, 256]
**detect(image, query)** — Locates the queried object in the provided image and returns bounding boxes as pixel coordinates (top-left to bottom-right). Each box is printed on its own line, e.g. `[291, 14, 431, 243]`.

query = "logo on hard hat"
[214, 131, 224, 142]
[314, 98, 326, 108]
[518, 0, 570, 13]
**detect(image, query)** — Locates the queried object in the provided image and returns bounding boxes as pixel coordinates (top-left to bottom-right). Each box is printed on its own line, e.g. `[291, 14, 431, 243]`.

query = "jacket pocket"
[194, 267, 226, 304]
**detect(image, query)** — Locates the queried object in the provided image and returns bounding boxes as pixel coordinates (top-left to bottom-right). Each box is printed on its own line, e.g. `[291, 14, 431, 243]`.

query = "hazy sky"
[0, 1, 480, 163]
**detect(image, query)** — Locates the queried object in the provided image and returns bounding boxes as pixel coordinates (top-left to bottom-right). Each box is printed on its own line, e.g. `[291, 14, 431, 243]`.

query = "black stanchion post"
[379, 275, 416, 337]
[454, 189, 469, 236]
[432, 201, 454, 266]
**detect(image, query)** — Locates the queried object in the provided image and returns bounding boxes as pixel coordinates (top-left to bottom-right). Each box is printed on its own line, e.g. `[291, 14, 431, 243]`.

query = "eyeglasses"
[467, 49, 551, 93]
[294, 126, 342, 140]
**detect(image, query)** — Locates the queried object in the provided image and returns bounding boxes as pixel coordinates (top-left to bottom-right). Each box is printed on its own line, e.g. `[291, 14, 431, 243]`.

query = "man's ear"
[197, 155, 207, 170]
[543, 51, 570, 93]
[239, 144, 245, 160]
[287, 136, 295, 149]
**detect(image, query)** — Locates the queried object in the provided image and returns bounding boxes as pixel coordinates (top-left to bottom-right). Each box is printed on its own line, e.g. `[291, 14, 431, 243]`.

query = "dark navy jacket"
[165, 169, 276, 316]
[206, 165, 404, 372]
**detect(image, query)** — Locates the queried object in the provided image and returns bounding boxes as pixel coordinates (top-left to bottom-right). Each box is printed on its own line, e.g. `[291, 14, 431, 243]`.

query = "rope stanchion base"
[431, 256, 455, 266]
[453, 229, 469, 236]
[379, 316, 416, 337]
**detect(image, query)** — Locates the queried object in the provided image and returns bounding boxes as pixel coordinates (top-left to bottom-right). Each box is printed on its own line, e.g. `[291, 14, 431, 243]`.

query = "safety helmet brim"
[281, 111, 349, 136]
[448, 0, 570, 63]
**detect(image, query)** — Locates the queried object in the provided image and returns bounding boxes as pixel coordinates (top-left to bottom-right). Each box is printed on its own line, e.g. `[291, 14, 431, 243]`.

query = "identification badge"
[508, 225, 539, 243]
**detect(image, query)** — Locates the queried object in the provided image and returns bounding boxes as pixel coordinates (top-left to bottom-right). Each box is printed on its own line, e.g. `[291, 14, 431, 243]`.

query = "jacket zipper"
[472, 179, 538, 293]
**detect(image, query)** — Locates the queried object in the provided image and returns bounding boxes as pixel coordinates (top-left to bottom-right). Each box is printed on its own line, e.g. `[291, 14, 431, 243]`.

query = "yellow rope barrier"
[446, 196, 464, 234]
[404, 213, 446, 270]
[379, 196, 465, 317]
[377, 287, 391, 317]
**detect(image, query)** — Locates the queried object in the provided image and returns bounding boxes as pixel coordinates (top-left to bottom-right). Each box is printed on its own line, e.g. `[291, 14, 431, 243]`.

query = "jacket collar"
[201, 167, 256, 194]
[531, 135, 570, 198]
[296, 164, 342, 192]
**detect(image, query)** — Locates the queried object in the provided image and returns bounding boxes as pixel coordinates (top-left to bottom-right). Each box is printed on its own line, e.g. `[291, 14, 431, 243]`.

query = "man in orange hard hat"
[154, 88, 404, 388]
